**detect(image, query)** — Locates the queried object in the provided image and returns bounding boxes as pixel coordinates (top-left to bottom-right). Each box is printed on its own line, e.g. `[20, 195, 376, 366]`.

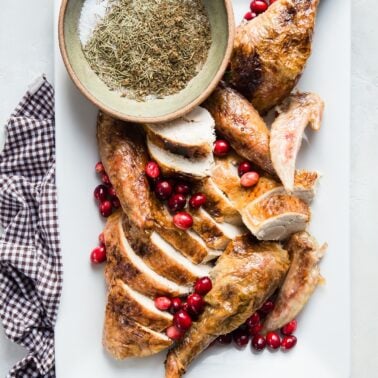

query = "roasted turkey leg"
[229, 0, 320, 114]
[165, 236, 290, 378]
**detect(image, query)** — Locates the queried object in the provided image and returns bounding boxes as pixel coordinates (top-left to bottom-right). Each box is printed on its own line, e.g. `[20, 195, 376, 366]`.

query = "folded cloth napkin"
[0, 77, 62, 377]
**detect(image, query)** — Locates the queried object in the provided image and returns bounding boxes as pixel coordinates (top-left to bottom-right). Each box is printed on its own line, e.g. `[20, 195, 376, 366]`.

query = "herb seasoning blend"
[82, 0, 212, 101]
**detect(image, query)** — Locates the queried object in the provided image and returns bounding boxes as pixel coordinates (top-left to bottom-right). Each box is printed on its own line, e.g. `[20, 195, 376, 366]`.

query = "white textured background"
[0, 0, 376, 377]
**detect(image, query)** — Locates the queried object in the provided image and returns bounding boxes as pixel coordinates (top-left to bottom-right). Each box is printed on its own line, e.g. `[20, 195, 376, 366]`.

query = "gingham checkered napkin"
[0, 77, 62, 377]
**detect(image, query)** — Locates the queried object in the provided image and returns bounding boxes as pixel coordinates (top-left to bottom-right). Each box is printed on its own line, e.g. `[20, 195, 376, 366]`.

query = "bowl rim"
[58, 0, 235, 124]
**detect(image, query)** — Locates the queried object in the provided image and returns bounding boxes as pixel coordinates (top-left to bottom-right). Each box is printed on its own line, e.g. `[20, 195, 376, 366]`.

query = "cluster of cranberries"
[213, 139, 260, 188]
[244, 0, 276, 21]
[145, 161, 207, 231]
[93, 162, 120, 218]
[154, 277, 213, 340]
[91, 161, 121, 264]
[90, 232, 107, 264]
[216, 296, 298, 352]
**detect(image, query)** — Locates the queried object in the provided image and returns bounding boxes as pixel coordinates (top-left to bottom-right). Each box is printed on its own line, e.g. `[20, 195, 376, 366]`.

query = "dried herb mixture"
[83, 0, 212, 100]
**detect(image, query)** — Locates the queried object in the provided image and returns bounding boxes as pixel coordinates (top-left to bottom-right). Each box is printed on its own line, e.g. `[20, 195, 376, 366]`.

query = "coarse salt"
[79, 0, 111, 46]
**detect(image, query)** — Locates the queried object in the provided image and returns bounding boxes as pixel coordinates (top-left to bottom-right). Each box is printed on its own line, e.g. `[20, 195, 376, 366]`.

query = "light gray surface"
[0, 0, 376, 377]
[351, 1, 378, 377]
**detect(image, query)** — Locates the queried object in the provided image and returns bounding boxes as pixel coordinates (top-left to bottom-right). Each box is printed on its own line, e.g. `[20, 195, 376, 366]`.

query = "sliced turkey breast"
[120, 214, 211, 285]
[270, 93, 324, 192]
[211, 153, 276, 209]
[263, 232, 327, 333]
[103, 303, 172, 359]
[186, 230, 223, 263]
[211, 153, 316, 215]
[153, 201, 218, 264]
[241, 192, 310, 241]
[194, 178, 242, 225]
[147, 137, 214, 179]
[107, 279, 173, 332]
[144, 107, 216, 159]
[147, 232, 211, 284]
[191, 208, 248, 250]
[104, 211, 190, 298]
[211, 155, 312, 240]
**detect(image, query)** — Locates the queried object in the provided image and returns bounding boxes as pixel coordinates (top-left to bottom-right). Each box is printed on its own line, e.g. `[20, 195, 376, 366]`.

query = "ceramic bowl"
[58, 0, 235, 123]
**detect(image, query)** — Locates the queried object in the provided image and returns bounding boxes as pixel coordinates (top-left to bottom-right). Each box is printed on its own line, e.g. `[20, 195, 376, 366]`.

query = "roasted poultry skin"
[204, 85, 274, 174]
[263, 231, 326, 333]
[229, 0, 320, 114]
[165, 236, 290, 378]
[97, 112, 214, 264]
[97, 112, 154, 230]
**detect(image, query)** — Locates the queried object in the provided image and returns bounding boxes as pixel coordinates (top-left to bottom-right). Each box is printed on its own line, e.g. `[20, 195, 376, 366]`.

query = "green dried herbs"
[83, 0, 212, 101]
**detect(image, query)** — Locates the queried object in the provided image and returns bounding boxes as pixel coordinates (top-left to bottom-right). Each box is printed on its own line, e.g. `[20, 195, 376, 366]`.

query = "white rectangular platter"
[54, 0, 351, 377]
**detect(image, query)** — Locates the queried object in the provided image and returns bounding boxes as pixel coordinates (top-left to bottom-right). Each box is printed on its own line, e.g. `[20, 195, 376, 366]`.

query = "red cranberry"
[240, 171, 260, 188]
[244, 11, 256, 21]
[168, 194, 187, 212]
[189, 193, 207, 209]
[145, 161, 161, 179]
[98, 233, 105, 244]
[260, 300, 275, 314]
[194, 276, 212, 296]
[166, 325, 185, 340]
[94, 185, 108, 202]
[174, 181, 191, 195]
[266, 331, 281, 350]
[250, 0, 268, 14]
[95, 161, 105, 174]
[251, 335, 266, 351]
[108, 186, 116, 197]
[249, 323, 263, 336]
[281, 335, 297, 350]
[90, 245, 106, 264]
[246, 312, 260, 328]
[233, 329, 250, 348]
[173, 212, 193, 230]
[238, 161, 253, 177]
[101, 173, 111, 185]
[217, 334, 233, 344]
[99, 200, 112, 217]
[170, 297, 183, 313]
[112, 197, 121, 209]
[155, 180, 173, 200]
[186, 293, 205, 315]
[173, 310, 192, 331]
[213, 139, 230, 157]
[281, 319, 297, 335]
[270, 0, 277, 3]
[154, 296, 172, 311]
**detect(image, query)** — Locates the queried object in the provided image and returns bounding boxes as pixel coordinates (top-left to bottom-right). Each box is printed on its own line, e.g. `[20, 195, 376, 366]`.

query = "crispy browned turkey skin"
[229, 0, 320, 114]
[97, 112, 154, 230]
[204, 85, 274, 174]
[165, 236, 290, 378]
[98, 112, 219, 264]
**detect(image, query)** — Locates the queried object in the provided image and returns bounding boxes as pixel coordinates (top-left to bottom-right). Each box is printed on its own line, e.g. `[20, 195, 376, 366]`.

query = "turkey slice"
[270, 92, 324, 192]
